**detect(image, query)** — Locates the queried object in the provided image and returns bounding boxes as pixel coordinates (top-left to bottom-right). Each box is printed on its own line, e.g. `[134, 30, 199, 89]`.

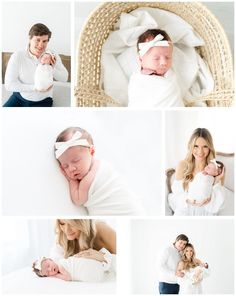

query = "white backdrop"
[165, 109, 235, 169]
[129, 219, 234, 294]
[2, 108, 162, 216]
[2, 218, 116, 275]
[2, 2, 70, 55]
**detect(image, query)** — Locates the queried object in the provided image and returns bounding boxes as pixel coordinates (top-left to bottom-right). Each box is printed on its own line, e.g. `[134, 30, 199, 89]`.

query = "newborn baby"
[32, 248, 112, 282]
[34, 52, 54, 91]
[128, 29, 184, 107]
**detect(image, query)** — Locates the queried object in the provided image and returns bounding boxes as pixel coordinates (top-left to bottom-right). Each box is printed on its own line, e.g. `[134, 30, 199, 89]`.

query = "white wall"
[165, 109, 235, 169]
[2, 1, 71, 55]
[2, 108, 162, 216]
[130, 219, 234, 294]
[2, 218, 55, 275]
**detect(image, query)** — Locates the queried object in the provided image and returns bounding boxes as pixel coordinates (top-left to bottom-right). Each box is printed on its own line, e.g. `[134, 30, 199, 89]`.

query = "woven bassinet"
[75, 2, 234, 107]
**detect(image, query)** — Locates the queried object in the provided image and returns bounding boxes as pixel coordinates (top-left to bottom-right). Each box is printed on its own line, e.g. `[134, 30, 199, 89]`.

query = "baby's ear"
[90, 145, 95, 155]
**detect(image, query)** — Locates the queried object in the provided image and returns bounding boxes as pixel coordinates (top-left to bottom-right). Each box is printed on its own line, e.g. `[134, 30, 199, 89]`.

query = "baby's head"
[40, 53, 53, 65]
[137, 29, 173, 76]
[204, 160, 224, 176]
[55, 127, 94, 180]
[32, 257, 59, 277]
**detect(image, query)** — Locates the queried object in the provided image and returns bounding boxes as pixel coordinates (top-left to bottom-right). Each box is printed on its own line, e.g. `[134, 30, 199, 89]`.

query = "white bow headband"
[55, 131, 90, 159]
[138, 34, 170, 57]
[34, 257, 46, 271]
[210, 159, 221, 168]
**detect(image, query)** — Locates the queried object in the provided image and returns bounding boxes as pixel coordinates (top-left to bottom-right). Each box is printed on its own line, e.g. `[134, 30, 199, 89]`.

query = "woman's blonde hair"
[181, 243, 199, 270]
[183, 128, 215, 190]
[55, 219, 97, 258]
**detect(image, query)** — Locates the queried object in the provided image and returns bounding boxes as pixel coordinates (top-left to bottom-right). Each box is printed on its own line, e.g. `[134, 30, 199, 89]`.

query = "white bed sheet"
[2, 267, 116, 294]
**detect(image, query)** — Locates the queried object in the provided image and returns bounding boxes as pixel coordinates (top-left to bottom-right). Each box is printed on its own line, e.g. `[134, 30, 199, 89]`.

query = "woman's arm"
[175, 160, 188, 181]
[95, 221, 116, 254]
[214, 167, 225, 186]
[74, 248, 106, 262]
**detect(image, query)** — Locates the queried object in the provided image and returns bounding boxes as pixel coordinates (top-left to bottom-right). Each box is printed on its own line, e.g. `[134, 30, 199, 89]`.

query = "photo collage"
[1, 1, 235, 295]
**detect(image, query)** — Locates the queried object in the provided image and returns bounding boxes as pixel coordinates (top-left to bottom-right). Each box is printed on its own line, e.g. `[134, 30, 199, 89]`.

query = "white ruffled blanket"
[84, 160, 144, 216]
[101, 8, 214, 106]
[178, 266, 209, 294]
[128, 69, 184, 107]
[34, 64, 53, 91]
[169, 179, 226, 216]
[188, 172, 214, 201]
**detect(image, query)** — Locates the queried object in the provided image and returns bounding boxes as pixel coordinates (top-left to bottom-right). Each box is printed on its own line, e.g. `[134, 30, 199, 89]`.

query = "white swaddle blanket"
[101, 8, 214, 106]
[178, 266, 209, 294]
[128, 69, 184, 107]
[34, 64, 53, 91]
[58, 248, 112, 282]
[188, 172, 214, 201]
[84, 160, 144, 215]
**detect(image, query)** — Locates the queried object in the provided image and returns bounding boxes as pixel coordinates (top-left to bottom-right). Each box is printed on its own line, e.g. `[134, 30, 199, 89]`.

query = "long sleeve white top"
[158, 244, 181, 284]
[5, 49, 68, 101]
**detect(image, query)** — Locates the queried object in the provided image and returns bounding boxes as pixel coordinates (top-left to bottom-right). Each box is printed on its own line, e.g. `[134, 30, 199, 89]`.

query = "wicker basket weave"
[76, 2, 234, 107]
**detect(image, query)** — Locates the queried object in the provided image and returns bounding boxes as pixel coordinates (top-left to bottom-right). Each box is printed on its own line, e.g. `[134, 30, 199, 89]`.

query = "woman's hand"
[214, 166, 225, 185]
[197, 197, 211, 207]
[74, 249, 105, 262]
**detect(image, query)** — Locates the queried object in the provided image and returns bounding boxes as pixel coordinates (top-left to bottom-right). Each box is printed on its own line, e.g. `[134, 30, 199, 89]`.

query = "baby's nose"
[159, 57, 167, 65]
[69, 164, 76, 171]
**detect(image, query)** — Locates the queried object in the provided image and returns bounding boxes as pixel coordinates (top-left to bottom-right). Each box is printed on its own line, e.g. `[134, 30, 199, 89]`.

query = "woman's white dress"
[178, 266, 209, 294]
[168, 174, 226, 215]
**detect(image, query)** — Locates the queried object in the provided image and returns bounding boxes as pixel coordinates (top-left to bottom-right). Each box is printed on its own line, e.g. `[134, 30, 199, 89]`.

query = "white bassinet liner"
[101, 8, 214, 106]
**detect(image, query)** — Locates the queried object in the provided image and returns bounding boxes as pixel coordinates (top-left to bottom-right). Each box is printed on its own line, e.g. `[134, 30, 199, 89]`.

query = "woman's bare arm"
[95, 221, 116, 254]
[175, 160, 188, 181]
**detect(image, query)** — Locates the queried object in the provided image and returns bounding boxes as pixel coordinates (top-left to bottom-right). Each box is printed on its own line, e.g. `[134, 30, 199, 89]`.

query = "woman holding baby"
[50, 219, 116, 262]
[169, 128, 226, 215]
[4, 23, 68, 107]
[176, 243, 209, 294]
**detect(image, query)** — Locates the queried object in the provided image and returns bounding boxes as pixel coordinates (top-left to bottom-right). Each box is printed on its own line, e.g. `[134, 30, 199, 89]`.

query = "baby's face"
[40, 54, 52, 65]
[204, 163, 220, 176]
[59, 145, 93, 180]
[41, 259, 59, 276]
[139, 45, 172, 76]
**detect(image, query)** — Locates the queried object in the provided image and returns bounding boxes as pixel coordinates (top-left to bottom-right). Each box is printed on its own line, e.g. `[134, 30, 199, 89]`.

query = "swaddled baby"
[54, 126, 144, 216]
[32, 248, 112, 282]
[34, 52, 54, 91]
[187, 160, 224, 205]
[128, 29, 184, 107]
